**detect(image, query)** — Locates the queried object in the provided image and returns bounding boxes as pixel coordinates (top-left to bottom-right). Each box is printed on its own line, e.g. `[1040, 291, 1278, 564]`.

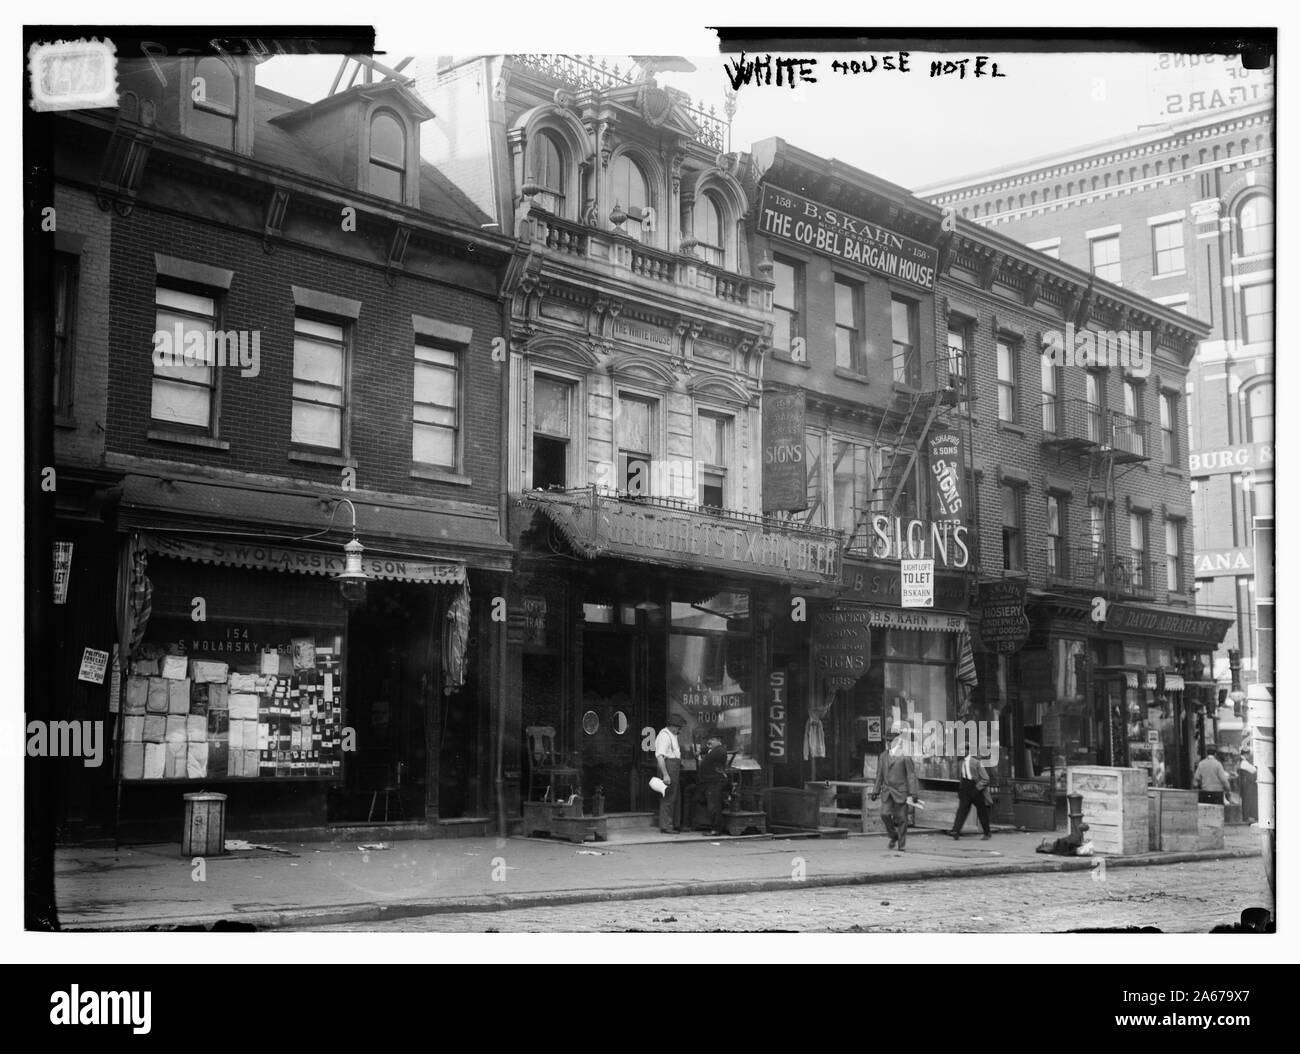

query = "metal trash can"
[182, 792, 227, 857]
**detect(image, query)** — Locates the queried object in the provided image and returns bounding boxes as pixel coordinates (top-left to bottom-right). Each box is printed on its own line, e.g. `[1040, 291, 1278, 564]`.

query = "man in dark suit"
[696, 735, 729, 835]
[948, 749, 992, 840]
[870, 724, 921, 851]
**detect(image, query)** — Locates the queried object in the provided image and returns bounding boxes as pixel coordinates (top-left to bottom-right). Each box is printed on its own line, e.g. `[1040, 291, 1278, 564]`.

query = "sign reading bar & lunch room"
[757, 185, 939, 292]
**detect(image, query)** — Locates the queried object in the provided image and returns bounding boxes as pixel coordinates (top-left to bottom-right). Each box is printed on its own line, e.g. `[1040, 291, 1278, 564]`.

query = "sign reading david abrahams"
[758, 185, 938, 291]
[978, 578, 1030, 654]
[762, 388, 807, 512]
[927, 428, 966, 528]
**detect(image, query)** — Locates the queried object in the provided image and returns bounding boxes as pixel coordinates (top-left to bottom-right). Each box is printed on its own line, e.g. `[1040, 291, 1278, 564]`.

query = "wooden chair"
[525, 725, 581, 802]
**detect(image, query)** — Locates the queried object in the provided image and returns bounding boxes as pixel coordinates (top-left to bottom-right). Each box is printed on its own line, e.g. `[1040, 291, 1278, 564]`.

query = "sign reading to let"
[762, 388, 808, 513]
[978, 579, 1030, 654]
[757, 185, 938, 291]
[901, 559, 934, 608]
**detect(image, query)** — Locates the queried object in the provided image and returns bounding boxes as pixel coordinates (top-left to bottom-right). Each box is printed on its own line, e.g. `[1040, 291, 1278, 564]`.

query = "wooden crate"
[1068, 766, 1149, 855]
[1148, 788, 1199, 851]
[1197, 803, 1225, 850]
[766, 787, 821, 829]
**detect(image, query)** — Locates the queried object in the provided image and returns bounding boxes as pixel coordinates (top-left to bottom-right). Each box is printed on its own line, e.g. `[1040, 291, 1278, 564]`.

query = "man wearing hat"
[869, 721, 921, 851]
[655, 714, 688, 833]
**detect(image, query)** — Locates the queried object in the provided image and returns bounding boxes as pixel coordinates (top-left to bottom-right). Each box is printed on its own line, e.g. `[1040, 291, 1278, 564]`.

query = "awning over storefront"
[1115, 670, 1187, 692]
[1102, 603, 1233, 646]
[117, 472, 512, 572]
[520, 490, 843, 588]
[140, 531, 466, 584]
[858, 607, 968, 632]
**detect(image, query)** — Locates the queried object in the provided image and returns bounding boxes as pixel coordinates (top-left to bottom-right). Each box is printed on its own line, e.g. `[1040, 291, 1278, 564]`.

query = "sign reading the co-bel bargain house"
[757, 185, 938, 291]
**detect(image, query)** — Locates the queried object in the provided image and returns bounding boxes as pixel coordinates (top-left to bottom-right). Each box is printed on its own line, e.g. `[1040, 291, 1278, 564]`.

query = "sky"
[254, 35, 1274, 190]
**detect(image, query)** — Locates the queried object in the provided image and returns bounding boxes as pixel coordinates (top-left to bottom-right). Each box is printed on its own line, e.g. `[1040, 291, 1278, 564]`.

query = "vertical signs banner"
[762, 388, 808, 513]
[928, 429, 966, 528]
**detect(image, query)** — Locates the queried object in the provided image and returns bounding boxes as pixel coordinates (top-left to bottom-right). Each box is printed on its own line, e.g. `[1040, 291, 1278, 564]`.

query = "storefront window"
[668, 593, 752, 764]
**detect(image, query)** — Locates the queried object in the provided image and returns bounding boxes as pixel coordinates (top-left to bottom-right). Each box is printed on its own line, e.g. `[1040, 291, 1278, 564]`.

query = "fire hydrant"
[1066, 792, 1089, 845]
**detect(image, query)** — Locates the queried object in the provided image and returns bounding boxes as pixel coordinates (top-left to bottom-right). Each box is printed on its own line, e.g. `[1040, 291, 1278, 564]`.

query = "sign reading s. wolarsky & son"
[758, 185, 939, 291]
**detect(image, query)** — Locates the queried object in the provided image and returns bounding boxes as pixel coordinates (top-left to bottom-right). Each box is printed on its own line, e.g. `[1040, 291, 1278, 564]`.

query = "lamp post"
[328, 498, 370, 604]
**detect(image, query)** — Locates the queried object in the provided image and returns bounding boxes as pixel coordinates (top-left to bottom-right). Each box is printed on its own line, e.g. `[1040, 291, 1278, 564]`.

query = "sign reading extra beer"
[978, 578, 1030, 654]
[758, 185, 938, 291]
[762, 388, 808, 513]
[813, 608, 872, 692]
[927, 429, 966, 527]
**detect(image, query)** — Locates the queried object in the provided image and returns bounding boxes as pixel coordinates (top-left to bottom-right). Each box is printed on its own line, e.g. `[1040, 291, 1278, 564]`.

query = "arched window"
[1246, 381, 1274, 443]
[692, 191, 728, 267]
[609, 154, 651, 241]
[532, 131, 566, 214]
[1238, 194, 1273, 256]
[369, 112, 406, 203]
[191, 57, 236, 149]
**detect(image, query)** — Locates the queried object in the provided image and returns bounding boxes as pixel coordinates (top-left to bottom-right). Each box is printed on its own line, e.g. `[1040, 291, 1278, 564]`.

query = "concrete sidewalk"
[52, 825, 1263, 931]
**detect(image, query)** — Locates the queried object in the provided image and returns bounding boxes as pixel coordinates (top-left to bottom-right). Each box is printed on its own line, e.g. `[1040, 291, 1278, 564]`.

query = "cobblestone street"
[299, 856, 1272, 933]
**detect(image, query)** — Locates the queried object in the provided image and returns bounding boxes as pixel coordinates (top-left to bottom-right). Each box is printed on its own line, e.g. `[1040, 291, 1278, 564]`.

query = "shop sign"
[1187, 441, 1272, 476]
[927, 429, 966, 528]
[141, 533, 465, 584]
[526, 492, 841, 586]
[522, 595, 548, 646]
[1103, 604, 1231, 645]
[978, 579, 1030, 654]
[758, 185, 938, 291]
[861, 607, 967, 632]
[901, 559, 934, 608]
[813, 608, 872, 692]
[611, 318, 673, 350]
[53, 541, 73, 605]
[840, 556, 968, 609]
[859, 515, 971, 567]
[761, 388, 808, 513]
[768, 669, 788, 760]
[1193, 548, 1253, 577]
[78, 647, 109, 684]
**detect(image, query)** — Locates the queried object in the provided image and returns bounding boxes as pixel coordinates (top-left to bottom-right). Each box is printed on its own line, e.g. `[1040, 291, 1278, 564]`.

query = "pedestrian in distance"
[655, 713, 687, 833]
[948, 748, 992, 840]
[870, 723, 921, 851]
[1193, 747, 1232, 806]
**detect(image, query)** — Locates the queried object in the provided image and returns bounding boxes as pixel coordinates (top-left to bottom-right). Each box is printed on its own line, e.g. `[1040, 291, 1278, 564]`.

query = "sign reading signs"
[900, 559, 934, 608]
[813, 608, 872, 692]
[768, 669, 788, 760]
[978, 579, 1030, 654]
[762, 388, 808, 513]
[927, 429, 966, 528]
[757, 185, 939, 292]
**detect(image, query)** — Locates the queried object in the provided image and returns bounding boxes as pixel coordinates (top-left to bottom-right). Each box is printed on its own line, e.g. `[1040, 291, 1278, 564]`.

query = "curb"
[59, 846, 1259, 932]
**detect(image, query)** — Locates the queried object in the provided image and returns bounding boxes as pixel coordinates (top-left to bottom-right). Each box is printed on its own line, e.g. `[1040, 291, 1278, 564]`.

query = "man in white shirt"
[947, 748, 992, 840]
[655, 714, 687, 833]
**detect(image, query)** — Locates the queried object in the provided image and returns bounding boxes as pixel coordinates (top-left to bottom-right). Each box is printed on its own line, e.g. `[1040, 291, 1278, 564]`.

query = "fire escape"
[845, 343, 963, 552]
[1041, 397, 1153, 600]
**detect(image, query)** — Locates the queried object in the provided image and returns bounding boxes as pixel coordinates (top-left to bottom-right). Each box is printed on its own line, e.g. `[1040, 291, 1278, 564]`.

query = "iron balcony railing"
[512, 54, 727, 151]
[1057, 546, 1156, 599]
[1041, 399, 1151, 460]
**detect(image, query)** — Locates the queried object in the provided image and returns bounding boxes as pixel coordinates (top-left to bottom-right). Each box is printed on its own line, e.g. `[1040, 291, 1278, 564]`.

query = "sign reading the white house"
[758, 185, 938, 291]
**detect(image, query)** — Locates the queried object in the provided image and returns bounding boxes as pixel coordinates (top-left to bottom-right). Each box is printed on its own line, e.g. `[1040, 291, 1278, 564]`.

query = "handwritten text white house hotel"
[758, 186, 939, 291]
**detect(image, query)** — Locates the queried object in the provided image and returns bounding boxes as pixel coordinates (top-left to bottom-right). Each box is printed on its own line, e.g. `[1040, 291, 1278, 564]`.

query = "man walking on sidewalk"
[656, 714, 687, 833]
[948, 748, 992, 840]
[870, 724, 920, 851]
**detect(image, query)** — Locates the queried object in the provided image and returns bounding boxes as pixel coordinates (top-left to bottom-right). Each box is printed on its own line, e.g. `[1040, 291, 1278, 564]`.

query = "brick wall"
[106, 206, 505, 507]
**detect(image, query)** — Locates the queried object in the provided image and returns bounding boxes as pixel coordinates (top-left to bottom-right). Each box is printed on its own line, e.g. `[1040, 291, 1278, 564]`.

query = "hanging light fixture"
[330, 498, 370, 604]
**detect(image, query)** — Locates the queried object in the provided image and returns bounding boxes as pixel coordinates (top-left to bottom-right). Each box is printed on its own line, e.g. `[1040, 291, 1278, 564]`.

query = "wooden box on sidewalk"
[1147, 788, 1199, 851]
[1067, 766, 1149, 856]
[1197, 803, 1225, 850]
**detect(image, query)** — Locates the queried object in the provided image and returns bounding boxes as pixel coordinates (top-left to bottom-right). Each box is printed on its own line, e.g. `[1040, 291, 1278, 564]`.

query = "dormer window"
[191, 57, 236, 150]
[532, 131, 566, 215]
[610, 154, 651, 243]
[369, 111, 406, 204]
[692, 191, 728, 268]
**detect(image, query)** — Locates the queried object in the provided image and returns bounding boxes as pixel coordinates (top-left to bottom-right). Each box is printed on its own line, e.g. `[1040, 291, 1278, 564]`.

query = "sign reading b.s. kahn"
[758, 185, 938, 291]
